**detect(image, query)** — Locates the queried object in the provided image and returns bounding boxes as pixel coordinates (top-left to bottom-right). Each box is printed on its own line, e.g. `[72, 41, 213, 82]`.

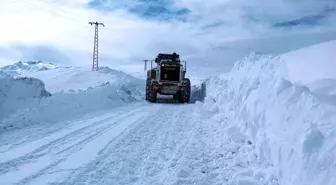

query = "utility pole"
[89, 21, 105, 71]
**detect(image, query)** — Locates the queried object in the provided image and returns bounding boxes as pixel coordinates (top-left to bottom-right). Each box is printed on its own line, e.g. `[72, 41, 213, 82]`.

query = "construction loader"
[144, 53, 191, 103]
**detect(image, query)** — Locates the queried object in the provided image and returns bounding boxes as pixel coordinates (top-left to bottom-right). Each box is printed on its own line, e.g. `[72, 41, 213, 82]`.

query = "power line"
[10, 0, 116, 31]
[89, 21, 105, 71]
[11, 0, 87, 27]
[40, 0, 85, 22]
[10, 0, 108, 71]
[13, 0, 65, 18]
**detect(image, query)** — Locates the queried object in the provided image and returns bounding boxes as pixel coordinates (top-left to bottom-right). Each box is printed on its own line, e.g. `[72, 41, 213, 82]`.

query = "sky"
[0, 0, 336, 74]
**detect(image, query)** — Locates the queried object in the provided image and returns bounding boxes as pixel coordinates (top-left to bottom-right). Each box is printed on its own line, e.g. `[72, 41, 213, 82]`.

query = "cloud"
[87, 0, 190, 21]
[0, 0, 336, 73]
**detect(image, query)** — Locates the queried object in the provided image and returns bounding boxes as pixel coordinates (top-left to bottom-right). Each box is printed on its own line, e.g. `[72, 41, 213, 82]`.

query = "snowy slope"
[0, 61, 58, 76]
[0, 63, 145, 133]
[0, 61, 141, 94]
[202, 40, 336, 185]
[23, 66, 143, 94]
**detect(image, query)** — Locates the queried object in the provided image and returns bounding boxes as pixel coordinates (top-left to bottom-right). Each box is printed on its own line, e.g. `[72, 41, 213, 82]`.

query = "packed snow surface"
[0, 101, 281, 185]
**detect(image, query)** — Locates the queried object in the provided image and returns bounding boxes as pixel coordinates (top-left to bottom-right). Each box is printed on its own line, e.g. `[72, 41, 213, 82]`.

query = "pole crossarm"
[89, 21, 105, 27]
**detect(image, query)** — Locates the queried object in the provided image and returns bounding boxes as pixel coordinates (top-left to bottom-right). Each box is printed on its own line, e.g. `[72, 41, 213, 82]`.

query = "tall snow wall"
[204, 53, 336, 185]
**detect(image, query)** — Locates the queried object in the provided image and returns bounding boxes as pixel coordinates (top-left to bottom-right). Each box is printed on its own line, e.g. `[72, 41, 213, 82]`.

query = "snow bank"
[0, 65, 145, 133]
[203, 52, 336, 185]
[1, 80, 143, 131]
[0, 74, 51, 119]
[1, 61, 136, 94]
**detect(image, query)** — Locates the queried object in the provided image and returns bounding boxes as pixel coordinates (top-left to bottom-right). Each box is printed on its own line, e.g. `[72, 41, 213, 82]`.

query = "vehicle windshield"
[160, 59, 173, 62]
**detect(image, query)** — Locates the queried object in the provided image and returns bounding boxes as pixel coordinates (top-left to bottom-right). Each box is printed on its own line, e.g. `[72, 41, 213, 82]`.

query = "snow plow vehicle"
[145, 53, 191, 103]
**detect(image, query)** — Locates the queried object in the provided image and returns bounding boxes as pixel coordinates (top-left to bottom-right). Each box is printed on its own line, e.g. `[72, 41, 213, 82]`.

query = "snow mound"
[0, 65, 145, 133]
[0, 74, 51, 120]
[203, 52, 336, 185]
[0, 61, 58, 76]
[5, 64, 142, 94]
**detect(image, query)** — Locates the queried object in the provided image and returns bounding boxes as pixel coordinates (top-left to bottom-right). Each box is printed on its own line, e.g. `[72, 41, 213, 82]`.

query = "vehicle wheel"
[145, 78, 150, 101]
[146, 79, 157, 103]
[177, 91, 184, 103]
[149, 86, 157, 102]
[180, 78, 190, 103]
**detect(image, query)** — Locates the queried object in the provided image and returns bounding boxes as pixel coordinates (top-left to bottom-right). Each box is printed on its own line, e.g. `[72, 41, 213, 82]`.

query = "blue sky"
[86, 0, 336, 25]
[0, 0, 335, 72]
[87, 0, 190, 21]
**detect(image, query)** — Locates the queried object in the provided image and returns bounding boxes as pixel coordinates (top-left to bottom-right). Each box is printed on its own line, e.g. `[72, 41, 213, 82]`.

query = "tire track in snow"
[55, 104, 196, 185]
[18, 107, 158, 185]
[162, 111, 227, 185]
[1, 101, 280, 185]
[0, 105, 145, 173]
[0, 103, 144, 152]
[0, 110, 124, 164]
[165, 104, 279, 185]
[0, 104, 157, 185]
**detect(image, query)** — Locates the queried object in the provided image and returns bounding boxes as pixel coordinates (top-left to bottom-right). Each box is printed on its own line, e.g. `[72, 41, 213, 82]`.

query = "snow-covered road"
[0, 103, 156, 184]
[0, 102, 275, 185]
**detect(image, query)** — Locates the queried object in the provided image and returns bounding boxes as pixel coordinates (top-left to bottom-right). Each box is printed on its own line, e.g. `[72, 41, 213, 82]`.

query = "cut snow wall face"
[203, 53, 336, 185]
[0, 76, 51, 109]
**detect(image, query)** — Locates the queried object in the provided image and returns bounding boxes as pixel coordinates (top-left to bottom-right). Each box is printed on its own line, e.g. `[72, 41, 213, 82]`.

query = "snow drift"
[202, 41, 336, 185]
[0, 64, 145, 133]
[0, 73, 51, 120]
